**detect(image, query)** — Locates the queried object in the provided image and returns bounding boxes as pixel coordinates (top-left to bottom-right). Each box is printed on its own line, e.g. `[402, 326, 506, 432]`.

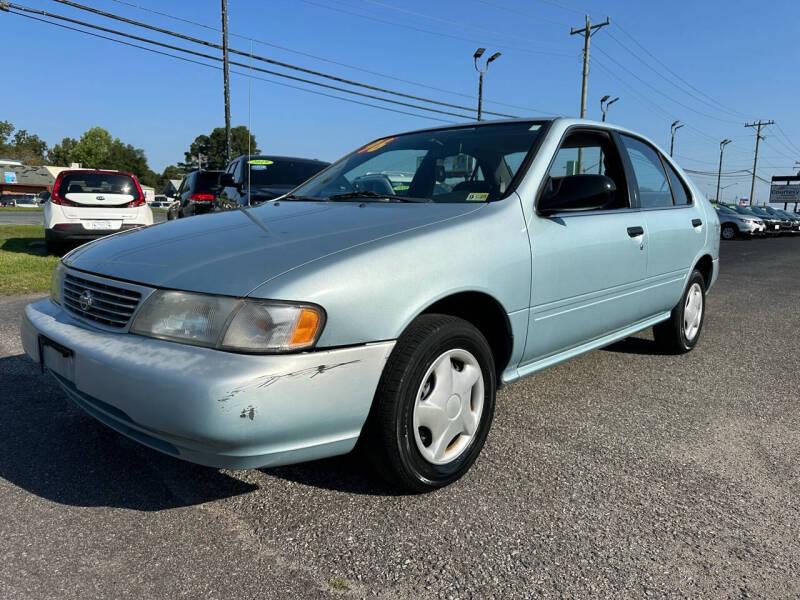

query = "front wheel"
[653, 269, 706, 354]
[362, 314, 496, 493]
[720, 224, 737, 240]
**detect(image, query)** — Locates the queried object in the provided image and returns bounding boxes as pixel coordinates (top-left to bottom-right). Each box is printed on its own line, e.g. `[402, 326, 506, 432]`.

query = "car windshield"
[245, 158, 327, 188]
[715, 204, 736, 214]
[291, 122, 546, 203]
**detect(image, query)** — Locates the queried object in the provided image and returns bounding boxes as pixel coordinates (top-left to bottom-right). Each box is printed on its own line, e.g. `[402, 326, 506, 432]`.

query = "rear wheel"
[362, 314, 496, 493]
[653, 269, 706, 354]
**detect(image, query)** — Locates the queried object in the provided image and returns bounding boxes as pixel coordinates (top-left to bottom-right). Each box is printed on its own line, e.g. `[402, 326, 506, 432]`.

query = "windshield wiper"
[326, 191, 426, 203]
[279, 194, 323, 201]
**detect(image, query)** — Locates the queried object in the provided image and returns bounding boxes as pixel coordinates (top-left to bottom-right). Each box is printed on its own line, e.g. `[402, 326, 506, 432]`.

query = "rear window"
[58, 172, 139, 197]
[245, 159, 327, 187]
[193, 171, 222, 192]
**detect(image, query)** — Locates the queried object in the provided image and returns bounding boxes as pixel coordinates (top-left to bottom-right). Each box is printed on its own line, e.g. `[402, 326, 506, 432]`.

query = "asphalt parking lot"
[1, 237, 798, 599]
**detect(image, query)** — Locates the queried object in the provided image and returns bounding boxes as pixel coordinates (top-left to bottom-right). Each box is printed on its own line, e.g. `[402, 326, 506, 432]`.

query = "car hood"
[65, 201, 483, 296]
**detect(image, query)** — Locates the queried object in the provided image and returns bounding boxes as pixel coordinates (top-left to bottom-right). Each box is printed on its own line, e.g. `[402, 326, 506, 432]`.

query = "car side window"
[546, 129, 630, 209]
[234, 159, 244, 183]
[620, 135, 673, 208]
[663, 160, 692, 205]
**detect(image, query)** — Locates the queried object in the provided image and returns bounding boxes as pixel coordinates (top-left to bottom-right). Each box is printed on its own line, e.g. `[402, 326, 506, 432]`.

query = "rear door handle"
[692, 218, 702, 228]
[627, 226, 644, 237]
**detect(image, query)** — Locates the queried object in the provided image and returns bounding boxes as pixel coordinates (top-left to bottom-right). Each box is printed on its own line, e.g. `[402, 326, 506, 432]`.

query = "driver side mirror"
[538, 174, 616, 215]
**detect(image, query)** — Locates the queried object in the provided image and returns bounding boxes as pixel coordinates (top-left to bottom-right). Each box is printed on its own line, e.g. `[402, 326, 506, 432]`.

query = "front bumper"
[22, 298, 394, 469]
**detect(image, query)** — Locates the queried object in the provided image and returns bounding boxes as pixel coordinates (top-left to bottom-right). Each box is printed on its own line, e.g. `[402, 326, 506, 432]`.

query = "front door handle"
[692, 218, 702, 228]
[627, 226, 644, 237]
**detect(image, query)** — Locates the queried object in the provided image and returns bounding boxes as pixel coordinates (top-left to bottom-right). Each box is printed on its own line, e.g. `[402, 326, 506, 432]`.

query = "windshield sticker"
[466, 192, 489, 202]
[357, 137, 396, 153]
[250, 164, 267, 170]
[393, 184, 410, 191]
[529, 124, 541, 131]
[248, 159, 274, 165]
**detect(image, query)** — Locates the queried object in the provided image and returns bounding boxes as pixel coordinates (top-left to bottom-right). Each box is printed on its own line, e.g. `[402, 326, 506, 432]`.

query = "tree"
[0, 121, 49, 165]
[72, 127, 114, 168]
[48, 137, 79, 166]
[182, 126, 257, 170]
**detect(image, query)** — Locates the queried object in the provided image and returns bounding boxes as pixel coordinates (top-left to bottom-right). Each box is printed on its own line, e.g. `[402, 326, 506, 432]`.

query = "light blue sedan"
[22, 118, 720, 492]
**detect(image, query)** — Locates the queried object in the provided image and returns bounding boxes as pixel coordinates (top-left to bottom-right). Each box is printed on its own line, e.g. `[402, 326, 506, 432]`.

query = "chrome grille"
[63, 273, 142, 329]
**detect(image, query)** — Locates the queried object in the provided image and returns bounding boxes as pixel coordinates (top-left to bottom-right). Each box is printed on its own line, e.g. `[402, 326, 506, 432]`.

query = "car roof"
[237, 155, 329, 165]
[376, 117, 668, 157]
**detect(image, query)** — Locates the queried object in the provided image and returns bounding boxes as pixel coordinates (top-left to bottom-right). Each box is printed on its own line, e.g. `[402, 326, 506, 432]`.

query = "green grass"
[328, 577, 351, 591]
[0, 206, 43, 212]
[0, 225, 59, 295]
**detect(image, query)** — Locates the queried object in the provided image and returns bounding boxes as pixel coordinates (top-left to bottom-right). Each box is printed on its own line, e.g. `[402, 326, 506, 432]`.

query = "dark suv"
[167, 170, 223, 220]
[217, 155, 329, 208]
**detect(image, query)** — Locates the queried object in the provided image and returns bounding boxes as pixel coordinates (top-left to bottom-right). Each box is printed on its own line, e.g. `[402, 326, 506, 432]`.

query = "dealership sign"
[3, 171, 17, 184]
[769, 184, 800, 204]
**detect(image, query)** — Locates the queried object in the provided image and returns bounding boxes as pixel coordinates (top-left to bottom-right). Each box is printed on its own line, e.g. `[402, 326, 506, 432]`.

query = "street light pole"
[473, 48, 501, 121]
[716, 139, 731, 203]
[670, 120, 684, 157]
[600, 95, 618, 122]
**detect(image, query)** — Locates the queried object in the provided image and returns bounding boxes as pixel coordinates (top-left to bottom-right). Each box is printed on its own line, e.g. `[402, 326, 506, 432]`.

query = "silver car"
[22, 118, 720, 491]
[714, 203, 765, 239]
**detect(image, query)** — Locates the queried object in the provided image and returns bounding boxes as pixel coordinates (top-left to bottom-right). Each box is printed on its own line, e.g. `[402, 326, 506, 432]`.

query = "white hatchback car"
[44, 169, 153, 253]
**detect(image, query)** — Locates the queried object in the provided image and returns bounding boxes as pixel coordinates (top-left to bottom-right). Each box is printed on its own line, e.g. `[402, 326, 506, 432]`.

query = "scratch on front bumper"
[21, 298, 395, 469]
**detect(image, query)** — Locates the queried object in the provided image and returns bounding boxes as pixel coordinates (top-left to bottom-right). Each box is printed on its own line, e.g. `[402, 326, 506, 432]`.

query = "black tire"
[720, 223, 737, 240]
[361, 314, 496, 493]
[653, 269, 706, 354]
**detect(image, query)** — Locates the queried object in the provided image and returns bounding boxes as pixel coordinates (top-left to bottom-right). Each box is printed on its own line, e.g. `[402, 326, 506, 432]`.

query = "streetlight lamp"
[474, 48, 501, 121]
[670, 120, 684, 156]
[716, 139, 731, 203]
[600, 95, 619, 122]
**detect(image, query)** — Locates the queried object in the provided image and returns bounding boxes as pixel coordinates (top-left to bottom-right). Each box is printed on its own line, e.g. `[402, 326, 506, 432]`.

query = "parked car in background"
[770, 208, 800, 232]
[15, 194, 39, 207]
[713, 203, 764, 239]
[723, 203, 782, 234]
[22, 118, 719, 492]
[749, 205, 792, 233]
[217, 155, 329, 208]
[43, 169, 153, 254]
[166, 170, 224, 220]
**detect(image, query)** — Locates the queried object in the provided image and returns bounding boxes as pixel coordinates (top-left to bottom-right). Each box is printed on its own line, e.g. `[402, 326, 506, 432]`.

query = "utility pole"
[221, 0, 232, 164]
[571, 15, 610, 119]
[744, 120, 774, 205]
[473, 48, 501, 121]
[716, 139, 731, 203]
[669, 120, 683, 157]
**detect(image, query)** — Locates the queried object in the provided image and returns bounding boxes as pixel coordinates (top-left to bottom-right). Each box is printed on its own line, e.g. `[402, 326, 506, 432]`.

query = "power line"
[603, 30, 744, 120]
[360, 0, 568, 49]
[106, 0, 551, 114]
[5, 9, 461, 124]
[9, 3, 477, 120]
[613, 21, 749, 120]
[295, 0, 573, 61]
[592, 44, 740, 124]
[51, 0, 517, 118]
[474, 0, 570, 26]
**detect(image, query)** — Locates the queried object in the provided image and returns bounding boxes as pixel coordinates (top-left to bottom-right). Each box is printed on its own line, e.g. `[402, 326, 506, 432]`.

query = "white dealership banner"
[768, 184, 800, 204]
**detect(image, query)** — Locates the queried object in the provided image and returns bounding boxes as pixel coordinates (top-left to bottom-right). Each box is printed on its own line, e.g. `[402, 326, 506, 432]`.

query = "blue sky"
[3, 0, 799, 202]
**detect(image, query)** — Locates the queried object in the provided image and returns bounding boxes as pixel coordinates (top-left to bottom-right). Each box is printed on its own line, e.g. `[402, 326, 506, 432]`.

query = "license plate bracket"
[37, 334, 74, 374]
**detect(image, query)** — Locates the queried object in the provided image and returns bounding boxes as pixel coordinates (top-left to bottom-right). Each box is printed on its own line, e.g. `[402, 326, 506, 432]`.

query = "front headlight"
[130, 290, 324, 353]
[50, 262, 65, 304]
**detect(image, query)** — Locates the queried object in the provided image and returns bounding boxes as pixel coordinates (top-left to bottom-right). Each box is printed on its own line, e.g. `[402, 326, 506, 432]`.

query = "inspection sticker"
[466, 192, 489, 202]
[356, 137, 396, 153]
[248, 159, 274, 165]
